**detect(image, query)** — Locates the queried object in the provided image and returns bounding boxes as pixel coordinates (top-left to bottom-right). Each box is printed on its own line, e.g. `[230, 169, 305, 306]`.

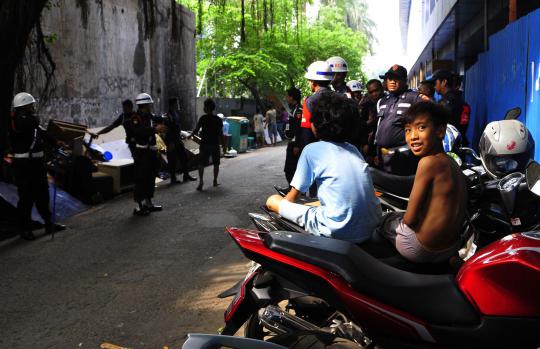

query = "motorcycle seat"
[263, 231, 478, 325]
[360, 229, 455, 275]
[369, 167, 415, 198]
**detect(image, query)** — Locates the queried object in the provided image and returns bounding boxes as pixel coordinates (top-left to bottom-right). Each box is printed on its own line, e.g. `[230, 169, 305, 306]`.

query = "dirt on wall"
[17, 0, 197, 129]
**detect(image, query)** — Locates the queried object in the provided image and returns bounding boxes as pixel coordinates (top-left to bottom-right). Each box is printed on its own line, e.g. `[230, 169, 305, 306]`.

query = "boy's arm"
[403, 157, 434, 228]
[284, 187, 301, 203]
[192, 117, 202, 136]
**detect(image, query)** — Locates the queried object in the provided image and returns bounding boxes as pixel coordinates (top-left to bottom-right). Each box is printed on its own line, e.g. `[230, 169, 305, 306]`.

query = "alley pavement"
[0, 144, 287, 349]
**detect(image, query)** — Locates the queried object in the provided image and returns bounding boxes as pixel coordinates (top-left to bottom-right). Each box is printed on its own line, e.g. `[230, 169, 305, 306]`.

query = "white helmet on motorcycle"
[346, 80, 363, 92]
[135, 93, 154, 105]
[326, 56, 348, 73]
[12, 92, 36, 108]
[479, 119, 535, 178]
[304, 61, 334, 81]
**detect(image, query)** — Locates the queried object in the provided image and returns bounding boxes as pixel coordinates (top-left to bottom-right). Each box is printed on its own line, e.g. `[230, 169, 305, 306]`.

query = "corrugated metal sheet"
[485, 17, 529, 123]
[465, 53, 488, 149]
[526, 10, 540, 161]
[464, 8, 540, 161]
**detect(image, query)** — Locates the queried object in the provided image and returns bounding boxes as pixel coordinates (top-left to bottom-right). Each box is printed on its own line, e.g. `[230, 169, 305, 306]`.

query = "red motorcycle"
[220, 228, 540, 348]
[220, 164, 540, 347]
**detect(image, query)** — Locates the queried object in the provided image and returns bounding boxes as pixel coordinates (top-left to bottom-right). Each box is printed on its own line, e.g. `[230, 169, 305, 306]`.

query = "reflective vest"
[301, 97, 312, 129]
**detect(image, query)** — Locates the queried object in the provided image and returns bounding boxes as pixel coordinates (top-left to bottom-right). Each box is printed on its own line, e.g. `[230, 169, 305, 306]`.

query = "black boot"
[20, 230, 36, 241]
[183, 173, 197, 182]
[170, 175, 180, 185]
[46, 223, 67, 234]
[144, 199, 162, 212]
[133, 202, 150, 216]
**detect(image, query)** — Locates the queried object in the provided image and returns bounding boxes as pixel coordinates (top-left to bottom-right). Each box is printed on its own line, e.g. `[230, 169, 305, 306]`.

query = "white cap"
[326, 56, 348, 73]
[12, 92, 36, 108]
[346, 80, 363, 92]
[304, 61, 334, 81]
[135, 93, 154, 105]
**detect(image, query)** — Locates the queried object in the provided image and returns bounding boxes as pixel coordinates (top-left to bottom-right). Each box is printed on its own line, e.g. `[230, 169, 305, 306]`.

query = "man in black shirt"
[92, 100, 136, 154]
[284, 87, 302, 184]
[191, 98, 224, 191]
[427, 70, 469, 140]
[8, 92, 66, 240]
[157, 98, 196, 184]
[359, 79, 384, 164]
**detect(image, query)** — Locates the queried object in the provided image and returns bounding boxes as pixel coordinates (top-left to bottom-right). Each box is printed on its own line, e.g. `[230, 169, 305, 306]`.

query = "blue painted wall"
[465, 8, 540, 160]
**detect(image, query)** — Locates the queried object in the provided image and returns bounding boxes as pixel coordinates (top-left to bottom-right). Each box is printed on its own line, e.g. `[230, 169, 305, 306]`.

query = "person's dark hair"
[366, 79, 383, 89]
[419, 81, 435, 96]
[402, 101, 449, 129]
[204, 98, 216, 111]
[311, 91, 357, 142]
[314, 80, 331, 88]
[122, 99, 133, 108]
[287, 87, 301, 103]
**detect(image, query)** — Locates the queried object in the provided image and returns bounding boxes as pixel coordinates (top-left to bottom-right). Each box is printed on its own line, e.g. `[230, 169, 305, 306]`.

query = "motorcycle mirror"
[504, 107, 521, 120]
[497, 172, 525, 214]
[526, 161, 540, 197]
[459, 147, 481, 161]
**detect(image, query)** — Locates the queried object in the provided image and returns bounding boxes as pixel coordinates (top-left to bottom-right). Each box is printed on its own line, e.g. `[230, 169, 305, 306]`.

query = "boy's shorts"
[380, 212, 459, 263]
[199, 144, 220, 166]
[278, 199, 316, 229]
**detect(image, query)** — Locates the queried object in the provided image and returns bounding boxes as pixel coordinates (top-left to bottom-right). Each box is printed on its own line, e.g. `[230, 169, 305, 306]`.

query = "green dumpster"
[225, 116, 249, 153]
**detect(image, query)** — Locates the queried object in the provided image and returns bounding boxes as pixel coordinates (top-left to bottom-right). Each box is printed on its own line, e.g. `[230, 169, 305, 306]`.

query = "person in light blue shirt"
[266, 92, 382, 243]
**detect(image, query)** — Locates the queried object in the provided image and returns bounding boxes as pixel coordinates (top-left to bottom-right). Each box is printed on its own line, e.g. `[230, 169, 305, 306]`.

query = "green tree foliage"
[177, 0, 372, 106]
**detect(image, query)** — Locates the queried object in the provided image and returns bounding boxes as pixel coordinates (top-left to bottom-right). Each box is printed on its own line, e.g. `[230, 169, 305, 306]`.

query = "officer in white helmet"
[326, 56, 349, 95]
[300, 60, 334, 196]
[130, 92, 164, 216]
[346, 80, 363, 102]
[8, 92, 66, 240]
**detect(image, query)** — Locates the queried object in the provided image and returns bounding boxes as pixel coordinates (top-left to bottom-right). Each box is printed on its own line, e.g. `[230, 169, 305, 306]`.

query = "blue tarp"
[464, 7, 540, 161]
[0, 181, 88, 224]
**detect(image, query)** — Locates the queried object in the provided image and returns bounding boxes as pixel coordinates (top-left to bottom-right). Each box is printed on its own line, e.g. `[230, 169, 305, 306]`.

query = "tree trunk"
[0, 0, 48, 170]
[262, 0, 268, 31]
[239, 79, 266, 114]
[240, 0, 246, 42]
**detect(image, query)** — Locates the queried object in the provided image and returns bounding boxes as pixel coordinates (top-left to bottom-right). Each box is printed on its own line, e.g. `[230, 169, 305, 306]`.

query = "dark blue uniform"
[284, 103, 303, 183]
[9, 111, 53, 231]
[131, 111, 159, 203]
[375, 90, 424, 175]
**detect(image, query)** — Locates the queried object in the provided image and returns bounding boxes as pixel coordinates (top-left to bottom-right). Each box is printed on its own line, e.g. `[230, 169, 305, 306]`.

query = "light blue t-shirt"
[290, 141, 382, 243]
[222, 120, 230, 136]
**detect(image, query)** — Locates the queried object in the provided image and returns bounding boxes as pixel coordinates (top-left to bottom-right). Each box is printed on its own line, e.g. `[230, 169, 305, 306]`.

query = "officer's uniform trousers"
[133, 146, 159, 202]
[12, 157, 51, 228]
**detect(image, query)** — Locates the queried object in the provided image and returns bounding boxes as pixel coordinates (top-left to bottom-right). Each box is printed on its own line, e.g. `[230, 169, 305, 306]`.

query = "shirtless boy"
[381, 101, 467, 263]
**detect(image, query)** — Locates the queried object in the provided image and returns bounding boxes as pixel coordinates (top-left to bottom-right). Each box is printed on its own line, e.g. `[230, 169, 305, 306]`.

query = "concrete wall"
[22, 0, 196, 129]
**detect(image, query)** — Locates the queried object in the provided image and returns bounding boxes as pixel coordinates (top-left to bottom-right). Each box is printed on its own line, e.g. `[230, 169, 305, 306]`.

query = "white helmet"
[479, 119, 535, 178]
[135, 93, 154, 105]
[304, 61, 334, 81]
[12, 92, 36, 108]
[346, 80, 363, 92]
[326, 56, 348, 73]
